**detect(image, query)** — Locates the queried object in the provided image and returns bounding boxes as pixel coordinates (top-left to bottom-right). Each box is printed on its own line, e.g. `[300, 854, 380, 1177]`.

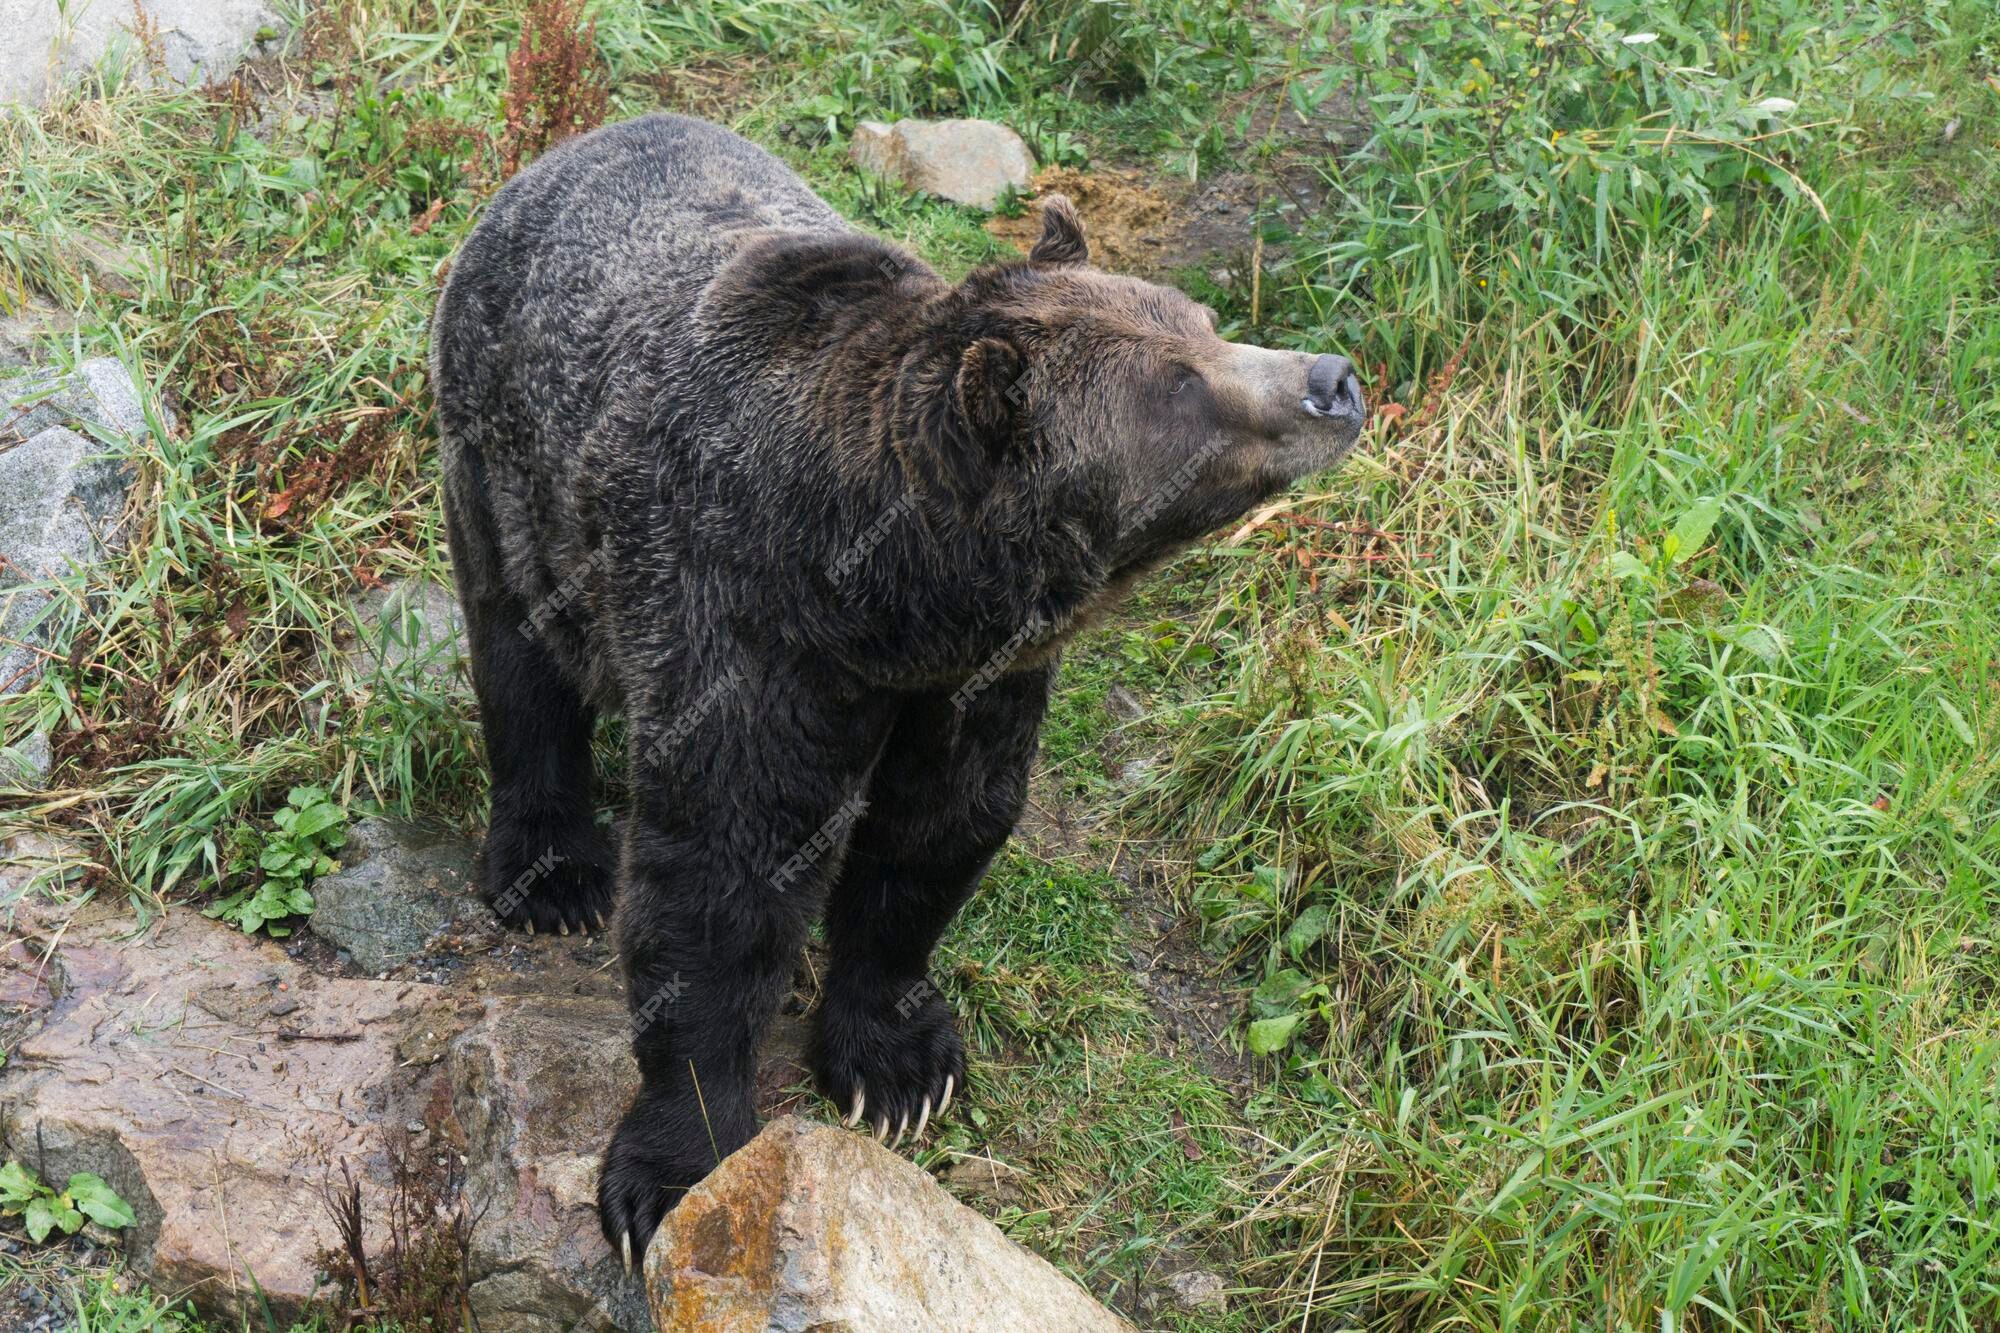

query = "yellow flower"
[1552, 129, 1563, 140]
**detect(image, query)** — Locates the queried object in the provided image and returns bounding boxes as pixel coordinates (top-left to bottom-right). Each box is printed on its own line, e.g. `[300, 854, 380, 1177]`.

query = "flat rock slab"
[0, 907, 435, 1317]
[850, 118, 1034, 209]
[0, 0, 285, 105]
[0, 821, 818, 1327]
[645, 1116, 1134, 1333]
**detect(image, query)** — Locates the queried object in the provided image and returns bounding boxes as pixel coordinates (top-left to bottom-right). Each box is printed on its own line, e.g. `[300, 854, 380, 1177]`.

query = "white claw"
[875, 1116, 890, 1144]
[846, 1086, 866, 1128]
[558, 921, 570, 936]
[892, 1110, 910, 1150]
[622, 1230, 633, 1274]
[938, 1074, 954, 1115]
[525, 921, 536, 936]
[914, 1095, 932, 1140]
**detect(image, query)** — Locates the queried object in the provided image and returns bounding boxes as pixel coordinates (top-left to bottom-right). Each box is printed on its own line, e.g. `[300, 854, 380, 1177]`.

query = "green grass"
[3, 0, 1998, 1329]
[1120, 6, 2000, 1325]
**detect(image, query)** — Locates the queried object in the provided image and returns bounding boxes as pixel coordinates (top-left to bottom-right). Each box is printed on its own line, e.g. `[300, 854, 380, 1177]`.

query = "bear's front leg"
[813, 667, 1050, 1146]
[598, 677, 890, 1266]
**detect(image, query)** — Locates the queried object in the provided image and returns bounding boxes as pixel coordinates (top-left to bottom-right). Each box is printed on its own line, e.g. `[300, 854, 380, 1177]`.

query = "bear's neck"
[704, 231, 1117, 687]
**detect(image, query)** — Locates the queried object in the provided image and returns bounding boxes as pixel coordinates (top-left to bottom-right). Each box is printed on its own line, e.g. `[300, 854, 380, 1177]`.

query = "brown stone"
[0, 822, 823, 1328]
[447, 993, 648, 1330]
[644, 1117, 1133, 1332]
[0, 908, 422, 1318]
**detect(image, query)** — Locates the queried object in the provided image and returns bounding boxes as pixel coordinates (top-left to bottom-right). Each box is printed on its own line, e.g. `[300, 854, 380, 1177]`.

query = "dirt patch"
[986, 161, 1320, 283]
[1010, 694, 1254, 1098]
[1118, 855, 1254, 1096]
[651, 57, 765, 123]
[987, 167, 1180, 275]
[989, 75, 1365, 285]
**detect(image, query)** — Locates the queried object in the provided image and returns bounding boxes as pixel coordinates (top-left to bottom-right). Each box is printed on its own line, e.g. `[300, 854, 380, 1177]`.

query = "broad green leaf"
[1937, 697, 1976, 747]
[288, 803, 345, 839]
[1284, 905, 1332, 959]
[1606, 550, 1649, 581]
[24, 1195, 57, 1242]
[66, 1173, 136, 1229]
[1665, 497, 1723, 566]
[0, 1160, 40, 1206]
[1252, 967, 1314, 1015]
[24, 1194, 79, 1242]
[1245, 863, 1283, 902]
[1715, 623, 1784, 663]
[1247, 1013, 1302, 1056]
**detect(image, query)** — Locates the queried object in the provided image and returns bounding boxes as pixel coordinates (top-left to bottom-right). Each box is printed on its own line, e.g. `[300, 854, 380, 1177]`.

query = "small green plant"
[204, 786, 347, 937]
[0, 1160, 136, 1242]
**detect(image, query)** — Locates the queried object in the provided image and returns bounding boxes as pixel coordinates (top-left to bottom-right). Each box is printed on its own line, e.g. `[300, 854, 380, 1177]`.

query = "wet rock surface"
[449, 994, 648, 1331]
[0, 822, 821, 1326]
[0, 905, 430, 1318]
[850, 117, 1034, 209]
[645, 1116, 1135, 1332]
[308, 817, 478, 974]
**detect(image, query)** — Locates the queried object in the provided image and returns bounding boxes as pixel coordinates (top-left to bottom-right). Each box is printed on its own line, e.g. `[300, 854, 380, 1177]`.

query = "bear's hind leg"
[444, 463, 613, 935]
[466, 616, 614, 934]
[812, 666, 1051, 1145]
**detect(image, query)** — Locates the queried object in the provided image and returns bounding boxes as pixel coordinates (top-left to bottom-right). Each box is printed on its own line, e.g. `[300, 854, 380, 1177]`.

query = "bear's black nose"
[1302, 354, 1363, 421]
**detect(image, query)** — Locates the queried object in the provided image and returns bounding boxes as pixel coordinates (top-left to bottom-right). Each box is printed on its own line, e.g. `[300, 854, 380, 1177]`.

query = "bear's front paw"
[810, 974, 965, 1149]
[478, 815, 614, 936]
[597, 1092, 749, 1269]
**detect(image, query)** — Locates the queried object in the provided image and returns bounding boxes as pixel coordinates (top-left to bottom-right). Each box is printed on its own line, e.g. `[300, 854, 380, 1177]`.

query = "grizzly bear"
[430, 113, 1365, 1265]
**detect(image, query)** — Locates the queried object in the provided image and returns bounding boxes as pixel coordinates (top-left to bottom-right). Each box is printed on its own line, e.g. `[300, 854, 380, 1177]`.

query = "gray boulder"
[308, 817, 477, 973]
[0, 0, 286, 106]
[2, 356, 154, 454]
[340, 577, 467, 684]
[0, 296, 74, 368]
[0, 358, 158, 786]
[850, 118, 1035, 209]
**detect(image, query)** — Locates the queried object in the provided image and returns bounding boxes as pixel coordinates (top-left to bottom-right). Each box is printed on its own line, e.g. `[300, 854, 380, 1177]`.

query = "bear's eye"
[1168, 367, 1201, 396]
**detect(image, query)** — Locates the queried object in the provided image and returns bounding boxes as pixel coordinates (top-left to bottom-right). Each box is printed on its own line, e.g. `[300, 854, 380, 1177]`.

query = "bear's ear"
[1028, 194, 1088, 267]
[953, 337, 1025, 450]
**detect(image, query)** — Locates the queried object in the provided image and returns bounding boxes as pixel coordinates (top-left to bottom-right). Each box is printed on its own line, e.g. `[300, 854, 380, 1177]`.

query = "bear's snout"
[1303, 354, 1365, 424]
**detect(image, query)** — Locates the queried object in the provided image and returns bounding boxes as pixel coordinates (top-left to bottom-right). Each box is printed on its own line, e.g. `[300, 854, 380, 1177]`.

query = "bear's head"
[929, 195, 1367, 575]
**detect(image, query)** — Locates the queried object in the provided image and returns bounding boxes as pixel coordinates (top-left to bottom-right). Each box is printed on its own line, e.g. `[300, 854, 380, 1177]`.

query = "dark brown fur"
[429, 114, 1364, 1262]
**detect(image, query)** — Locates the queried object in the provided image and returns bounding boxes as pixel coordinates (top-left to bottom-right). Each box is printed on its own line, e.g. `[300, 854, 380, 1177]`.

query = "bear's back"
[432, 115, 851, 702]
[434, 114, 846, 410]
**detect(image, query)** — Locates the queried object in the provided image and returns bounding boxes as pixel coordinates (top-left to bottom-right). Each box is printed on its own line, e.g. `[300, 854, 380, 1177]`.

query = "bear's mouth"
[1268, 413, 1367, 483]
